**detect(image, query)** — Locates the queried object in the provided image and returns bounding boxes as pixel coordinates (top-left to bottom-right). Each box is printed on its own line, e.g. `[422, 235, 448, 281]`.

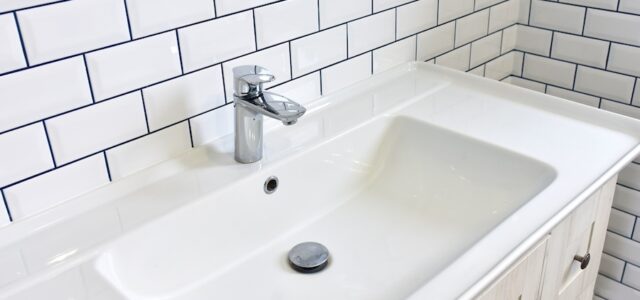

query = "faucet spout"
[232, 65, 307, 163]
[237, 91, 306, 125]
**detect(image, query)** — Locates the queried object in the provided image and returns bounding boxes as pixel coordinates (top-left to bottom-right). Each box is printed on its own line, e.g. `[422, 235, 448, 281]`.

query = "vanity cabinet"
[478, 176, 616, 300]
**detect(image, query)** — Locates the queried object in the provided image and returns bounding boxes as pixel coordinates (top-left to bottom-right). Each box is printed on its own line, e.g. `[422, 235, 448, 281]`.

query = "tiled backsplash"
[0, 0, 522, 224]
[504, 0, 640, 298]
[2, 0, 639, 297]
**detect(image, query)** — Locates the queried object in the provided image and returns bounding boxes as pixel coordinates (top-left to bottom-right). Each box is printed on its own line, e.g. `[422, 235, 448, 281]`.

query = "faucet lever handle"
[233, 65, 275, 98]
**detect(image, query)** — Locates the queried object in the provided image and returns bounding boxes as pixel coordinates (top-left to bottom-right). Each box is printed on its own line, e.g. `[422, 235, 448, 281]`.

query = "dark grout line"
[82, 54, 96, 103]
[0, 189, 13, 222]
[102, 151, 112, 182]
[175, 30, 185, 75]
[140, 90, 151, 133]
[12, 12, 30, 67]
[122, 0, 133, 40]
[42, 121, 57, 168]
[187, 119, 195, 148]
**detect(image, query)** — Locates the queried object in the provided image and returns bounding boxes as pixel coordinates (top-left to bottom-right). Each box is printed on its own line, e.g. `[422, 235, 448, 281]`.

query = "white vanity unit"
[0, 63, 638, 300]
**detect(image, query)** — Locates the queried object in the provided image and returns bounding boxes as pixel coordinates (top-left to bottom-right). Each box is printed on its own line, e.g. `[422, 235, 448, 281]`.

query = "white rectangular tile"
[575, 66, 635, 103]
[602, 100, 640, 120]
[515, 25, 553, 56]
[190, 104, 233, 146]
[0, 1, 59, 13]
[17, 0, 129, 65]
[584, 9, 640, 46]
[417, 23, 455, 61]
[619, 0, 640, 14]
[255, 0, 318, 49]
[319, 0, 371, 29]
[321, 53, 371, 94]
[270, 72, 321, 105]
[455, 10, 489, 47]
[599, 253, 625, 281]
[608, 43, 640, 77]
[396, 0, 437, 39]
[126, 0, 214, 38]
[178, 11, 255, 73]
[438, 0, 474, 24]
[468, 65, 485, 77]
[291, 26, 347, 77]
[485, 51, 522, 80]
[106, 122, 191, 180]
[435, 45, 471, 71]
[634, 79, 640, 107]
[530, 0, 585, 34]
[561, 0, 618, 10]
[634, 220, 640, 242]
[596, 274, 640, 300]
[475, 0, 502, 10]
[551, 33, 609, 68]
[86, 32, 182, 101]
[221, 43, 291, 101]
[0, 13, 26, 73]
[609, 208, 636, 237]
[373, 0, 412, 12]
[501, 25, 517, 53]
[214, 0, 278, 16]
[522, 54, 576, 89]
[470, 32, 501, 68]
[620, 163, 640, 190]
[504, 76, 546, 92]
[373, 37, 416, 74]
[0, 124, 52, 187]
[623, 263, 640, 291]
[604, 232, 640, 266]
[0, 57, 92, 133]
[488, 0, 519, 32]
[4, 155, 109, 220]
[546, 86, 600, 107]
[143, 65, 225, 131]
[348, 10, 395, 57]
[46, 92, 147, 164]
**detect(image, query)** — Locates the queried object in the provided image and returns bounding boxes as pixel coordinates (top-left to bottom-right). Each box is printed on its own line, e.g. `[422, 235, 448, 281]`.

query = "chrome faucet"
[233, 65, 306, 164]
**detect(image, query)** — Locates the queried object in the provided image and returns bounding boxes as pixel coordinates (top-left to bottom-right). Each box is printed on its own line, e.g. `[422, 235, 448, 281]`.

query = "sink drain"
[287, 242, 330, 274]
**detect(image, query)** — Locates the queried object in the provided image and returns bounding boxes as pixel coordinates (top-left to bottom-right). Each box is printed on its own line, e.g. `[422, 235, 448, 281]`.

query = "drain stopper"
[287, 242, 330, 273]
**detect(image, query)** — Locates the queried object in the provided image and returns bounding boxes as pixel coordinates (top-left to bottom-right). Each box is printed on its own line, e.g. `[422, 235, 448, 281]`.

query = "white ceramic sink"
[94, 116, 555, 299]
[1, 63, 640, 300]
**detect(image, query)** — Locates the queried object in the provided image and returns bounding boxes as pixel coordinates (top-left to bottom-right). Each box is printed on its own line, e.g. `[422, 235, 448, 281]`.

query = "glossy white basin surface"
[94, 116, 555, 299]
[1, 62, 640, 300]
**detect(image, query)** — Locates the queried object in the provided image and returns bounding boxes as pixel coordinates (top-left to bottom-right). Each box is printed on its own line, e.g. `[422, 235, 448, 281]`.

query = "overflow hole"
[264, 176, 279, 194]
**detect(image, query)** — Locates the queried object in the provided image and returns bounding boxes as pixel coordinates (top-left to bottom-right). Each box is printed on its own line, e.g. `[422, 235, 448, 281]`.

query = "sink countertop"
[0, 63, 639, 299]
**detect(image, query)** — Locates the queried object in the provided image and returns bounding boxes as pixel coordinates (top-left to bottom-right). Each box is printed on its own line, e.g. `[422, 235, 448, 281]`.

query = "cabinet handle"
[574, 253, 591, 270]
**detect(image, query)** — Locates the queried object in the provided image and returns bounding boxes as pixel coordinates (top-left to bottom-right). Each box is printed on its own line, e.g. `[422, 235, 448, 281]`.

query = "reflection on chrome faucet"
[233, 65, 306, 163]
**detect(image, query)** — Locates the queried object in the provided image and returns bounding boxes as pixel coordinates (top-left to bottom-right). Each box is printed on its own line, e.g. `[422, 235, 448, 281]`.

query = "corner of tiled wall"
[494, 1, 640, 297]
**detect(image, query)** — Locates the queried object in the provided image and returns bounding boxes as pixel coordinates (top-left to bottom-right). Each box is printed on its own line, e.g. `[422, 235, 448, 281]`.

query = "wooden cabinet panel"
[476, 176, 617, 300]
[478, 237, 548, 300]
[542, 177, 616, 300]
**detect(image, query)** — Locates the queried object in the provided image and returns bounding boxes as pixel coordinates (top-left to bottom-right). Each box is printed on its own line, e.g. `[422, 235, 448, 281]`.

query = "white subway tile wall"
[0, 0, 523, 227]
[3, 0, 640, 296]
[512, 1, 640, 297]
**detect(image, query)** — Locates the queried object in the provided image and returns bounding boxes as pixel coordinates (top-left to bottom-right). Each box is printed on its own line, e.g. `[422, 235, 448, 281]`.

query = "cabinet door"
[540, 177, 617, 300]
[477, 237, 548, 300]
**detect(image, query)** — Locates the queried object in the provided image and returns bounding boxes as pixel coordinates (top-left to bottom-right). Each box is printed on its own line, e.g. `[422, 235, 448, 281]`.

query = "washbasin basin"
[4, 62, 640, 300]
[93, 115, 555, 299]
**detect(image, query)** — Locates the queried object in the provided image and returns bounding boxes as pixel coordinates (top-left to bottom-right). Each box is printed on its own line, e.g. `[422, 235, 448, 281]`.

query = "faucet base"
[234, 102, 264, 164]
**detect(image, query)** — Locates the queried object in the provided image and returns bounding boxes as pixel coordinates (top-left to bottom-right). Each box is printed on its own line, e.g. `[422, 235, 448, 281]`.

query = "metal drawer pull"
[574, 253, 591, 270]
